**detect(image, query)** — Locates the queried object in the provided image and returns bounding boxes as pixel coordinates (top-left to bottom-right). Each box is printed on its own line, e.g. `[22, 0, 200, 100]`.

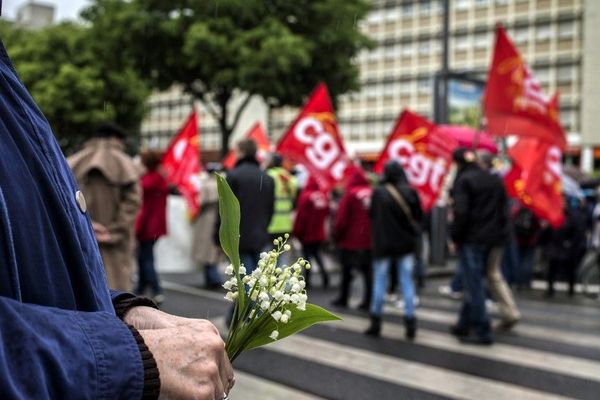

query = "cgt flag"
[222, 122, 272, 170]
[505, 137, 564, 227]
[484, 24, 566, 150]
[276, 83, 352, 191]
[161, 111, 201, 218]
[374, 110, 457, 211]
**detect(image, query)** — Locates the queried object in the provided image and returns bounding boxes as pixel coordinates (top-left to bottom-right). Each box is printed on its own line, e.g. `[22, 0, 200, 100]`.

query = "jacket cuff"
[113, 296, 159, 320]
[127, 325, 161, 400]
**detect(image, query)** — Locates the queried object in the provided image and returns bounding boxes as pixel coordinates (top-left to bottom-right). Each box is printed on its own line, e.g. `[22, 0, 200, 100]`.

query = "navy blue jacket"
[0, 40, 143, 398]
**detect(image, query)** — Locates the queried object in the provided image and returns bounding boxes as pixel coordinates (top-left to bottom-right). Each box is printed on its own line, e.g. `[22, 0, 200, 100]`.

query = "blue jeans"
[370, 254, 415, 318]
[501, 238, 519, 285]
[516, 245, 536, 287]
[457, 244, 492, 340]
[136, 240, 162, 296]
[450, 262, 463, 292]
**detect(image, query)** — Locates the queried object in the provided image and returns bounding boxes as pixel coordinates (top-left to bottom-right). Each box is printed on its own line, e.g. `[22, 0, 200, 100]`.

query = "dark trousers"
[456, 244, 492, 340]
[136, 240, 162, 296]
[336, 249, 372, 306]
[547, 251, 584, 297]
[302, 242, 329, 288]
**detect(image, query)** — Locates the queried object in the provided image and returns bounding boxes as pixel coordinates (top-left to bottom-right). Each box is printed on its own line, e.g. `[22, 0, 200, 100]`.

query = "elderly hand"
[129, 307, 234, 400]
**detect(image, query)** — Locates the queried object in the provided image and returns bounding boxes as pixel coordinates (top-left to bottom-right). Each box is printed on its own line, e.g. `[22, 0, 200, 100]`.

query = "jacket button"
[76, 191, 87, 213]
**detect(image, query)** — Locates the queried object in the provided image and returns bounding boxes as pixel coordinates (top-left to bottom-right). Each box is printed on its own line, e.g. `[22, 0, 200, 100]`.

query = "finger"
[213, 367, 226, 400]
[220, 355, 235, 394]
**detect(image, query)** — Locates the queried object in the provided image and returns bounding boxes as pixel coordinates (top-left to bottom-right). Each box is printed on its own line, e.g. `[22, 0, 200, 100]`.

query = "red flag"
[161, 112, 201, 218]
[374, 110, 457, 211]
[484, 24, 566, 150]
[505, 137, 564, 227]
[276, 83, 352, 190]
[223, 122, 272, 170]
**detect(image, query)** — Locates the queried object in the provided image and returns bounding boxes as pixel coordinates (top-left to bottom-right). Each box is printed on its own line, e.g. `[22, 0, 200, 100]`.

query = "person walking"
[68, 123, 141, 291]
[293, 176, 330, 289]
[450, 148, 510, 345]
[365, 160, 422, 340]
[192, 166, 223, 289]
[332, 167, 373, 310]
[134, 149, 169, 303]
[225, 139, 274, 274]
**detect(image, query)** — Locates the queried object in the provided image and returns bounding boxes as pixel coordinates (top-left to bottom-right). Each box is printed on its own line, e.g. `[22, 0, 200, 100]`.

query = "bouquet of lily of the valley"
[215, 174, 340, 362]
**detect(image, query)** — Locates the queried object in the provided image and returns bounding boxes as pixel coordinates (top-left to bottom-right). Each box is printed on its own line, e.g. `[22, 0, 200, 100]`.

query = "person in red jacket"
[135, 150, 169, 303]
[331, 167, 373, 310]
[293, 176, 330, 289]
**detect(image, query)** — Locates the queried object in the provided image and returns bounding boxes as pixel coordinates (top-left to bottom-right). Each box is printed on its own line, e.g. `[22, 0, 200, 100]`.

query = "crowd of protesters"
[73, 134, 600, 345]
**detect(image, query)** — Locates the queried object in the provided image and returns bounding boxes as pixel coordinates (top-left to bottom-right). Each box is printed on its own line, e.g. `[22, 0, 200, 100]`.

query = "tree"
[0, 20, 149, 153]
[83, 0, 372, 156]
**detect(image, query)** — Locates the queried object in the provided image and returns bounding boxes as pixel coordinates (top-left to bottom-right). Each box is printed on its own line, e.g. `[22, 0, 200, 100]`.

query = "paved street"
[160, 273, 600, 400]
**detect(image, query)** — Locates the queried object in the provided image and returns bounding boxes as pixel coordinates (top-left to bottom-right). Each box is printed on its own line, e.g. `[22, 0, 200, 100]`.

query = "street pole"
[430, 0, 450, 266]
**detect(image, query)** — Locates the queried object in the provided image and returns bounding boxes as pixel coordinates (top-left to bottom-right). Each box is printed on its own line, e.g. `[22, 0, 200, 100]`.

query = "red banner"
[505, 137, 564, 227]
[276, 83, 352, 191]
[374, 110, 457, 211]
[484, 24, 566, 150]
[161, 112, 201, 218]
[223, 122, 272, 170]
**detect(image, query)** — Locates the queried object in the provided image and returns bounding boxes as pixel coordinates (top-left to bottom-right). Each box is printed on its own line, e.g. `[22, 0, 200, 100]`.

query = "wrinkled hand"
[131, 308, 234, 400]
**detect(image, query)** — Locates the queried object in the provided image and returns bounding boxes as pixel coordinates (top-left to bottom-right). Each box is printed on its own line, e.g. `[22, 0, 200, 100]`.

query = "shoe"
[331, 298, 348, 308]
[497, 317, 520, 331]
[153, 294, 165, 305]
[404, 316, 417, 340]
[449, 324, 469, 338]
[364, 315, 381, 337]
[357, 301, 370, 312]
[438, 285, 462, 300]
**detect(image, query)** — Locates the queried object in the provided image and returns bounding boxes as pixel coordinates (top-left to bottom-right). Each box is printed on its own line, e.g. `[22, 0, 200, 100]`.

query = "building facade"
[141, 0, 597, 168]
[15, 1, 55, 29]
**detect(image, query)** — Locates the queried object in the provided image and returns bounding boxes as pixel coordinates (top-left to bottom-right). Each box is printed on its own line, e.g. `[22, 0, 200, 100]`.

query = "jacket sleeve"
[333, 194, 351, 241]
[450, 177, 470, 244]
[293, 196, 307, 241]
[106, 181, 142, 244]
[0, 296, 143, 400]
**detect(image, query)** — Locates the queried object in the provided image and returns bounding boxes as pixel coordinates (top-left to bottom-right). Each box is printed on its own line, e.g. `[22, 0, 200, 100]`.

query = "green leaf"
[215, 173, 247, 314]
[242, 304, 341, 352]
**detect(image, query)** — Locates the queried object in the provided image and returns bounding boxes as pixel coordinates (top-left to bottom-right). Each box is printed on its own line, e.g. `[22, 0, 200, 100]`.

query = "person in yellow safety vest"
[266, 153, 298, 242]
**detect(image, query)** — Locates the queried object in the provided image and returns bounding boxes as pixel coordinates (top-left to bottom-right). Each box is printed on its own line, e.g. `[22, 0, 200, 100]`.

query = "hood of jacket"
[347, 167, 370, 189]
[382, 160, 408, 185]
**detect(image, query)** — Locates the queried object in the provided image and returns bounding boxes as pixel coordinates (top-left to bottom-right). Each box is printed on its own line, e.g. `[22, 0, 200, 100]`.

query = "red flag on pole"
[161, 112, 201, 218]
[484, 24, 566, 150]
[374, 110, 457, 211]
[504, 137, 564, 227]
[276, 83, 352, 190]
[222, 122, 272, 170]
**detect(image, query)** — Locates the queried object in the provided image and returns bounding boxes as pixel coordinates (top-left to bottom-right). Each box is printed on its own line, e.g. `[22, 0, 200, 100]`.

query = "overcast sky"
[2, 0, 90, 21]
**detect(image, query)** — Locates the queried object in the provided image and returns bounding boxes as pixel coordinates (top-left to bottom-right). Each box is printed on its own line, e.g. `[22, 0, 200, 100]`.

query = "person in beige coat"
[68, 123, 141, 291]
[192, 166, 222, 288]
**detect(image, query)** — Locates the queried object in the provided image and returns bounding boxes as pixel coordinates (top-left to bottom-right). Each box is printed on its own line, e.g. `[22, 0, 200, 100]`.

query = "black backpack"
[514, 206, 537, 239]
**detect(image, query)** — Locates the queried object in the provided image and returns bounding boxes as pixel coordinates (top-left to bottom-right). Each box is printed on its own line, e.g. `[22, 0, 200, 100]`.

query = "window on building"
[400, 81, 412, 95]
[401, 43, 414, 57]
[536, 25, 551, 42]
[418, 78, 432, 94]
[385, 7, 400, 21]
[475, 0, 490, 7]
[383, 83, 395, 97]
[514, 27, 529, 44]
[368, 10, 383, 24]
[556, 66, 572, 83]
[419, 40, 431, 56]
[456, 0, 470, 10]
[401, 3, 414, 18]
[365, 84, 378, 99]
[474, 32, 489, 49]
[535, 67, 550, 84]
[384, 44, 396, 59]
[420, 1, 432, 16]
[455, 35, 469, 51]
[558, 21, 575, 39]
[495, 0, 509, 5]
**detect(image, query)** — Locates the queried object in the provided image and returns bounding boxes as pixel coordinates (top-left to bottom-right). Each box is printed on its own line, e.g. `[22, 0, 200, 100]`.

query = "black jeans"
[302, 242, 328, 288]
[136, 240, 162, 296]
[336, 248, 372, 306]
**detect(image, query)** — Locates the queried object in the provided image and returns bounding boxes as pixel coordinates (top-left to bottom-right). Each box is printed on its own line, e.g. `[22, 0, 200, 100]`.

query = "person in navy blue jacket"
[0, 26, 233, 400]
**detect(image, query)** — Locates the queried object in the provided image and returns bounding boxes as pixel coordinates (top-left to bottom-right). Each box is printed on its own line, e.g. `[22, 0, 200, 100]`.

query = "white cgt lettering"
[387, 139, 447, 191]
[294, 117, 343, 171]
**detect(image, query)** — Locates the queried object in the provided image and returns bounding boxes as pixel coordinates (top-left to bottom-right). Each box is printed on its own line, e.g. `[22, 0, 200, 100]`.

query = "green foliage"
[82, 0, 373, 155]
[0, 19, 149, 153]
[216, 175, 340, 363]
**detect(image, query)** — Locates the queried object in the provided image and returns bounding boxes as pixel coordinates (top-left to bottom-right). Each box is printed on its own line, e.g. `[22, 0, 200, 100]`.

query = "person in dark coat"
[226, 138, 275, 273]
[293, 176, 330, 289]
[0, 31, 233, 398]
[332, 167, 373, 310]
[135, 149, 169, 303]
[365, 160, 423, 339]
[450, 148, 510, 345]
